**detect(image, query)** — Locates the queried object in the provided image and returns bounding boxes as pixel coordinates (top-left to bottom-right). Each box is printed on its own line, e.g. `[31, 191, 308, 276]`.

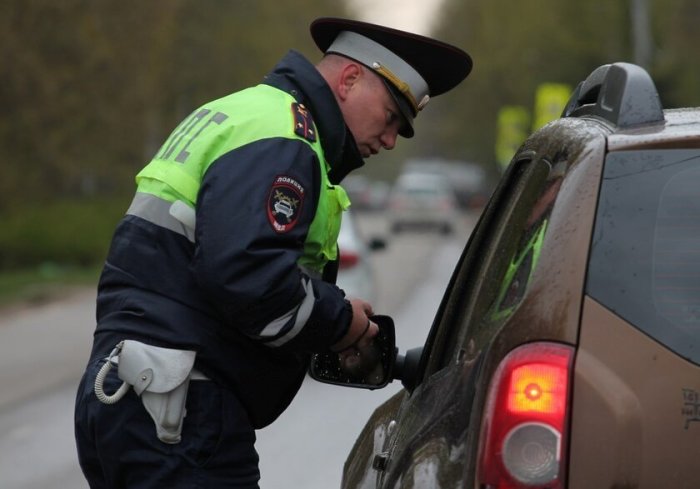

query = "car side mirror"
[309, 315, 397, 389]
[393, 346, 423, 393]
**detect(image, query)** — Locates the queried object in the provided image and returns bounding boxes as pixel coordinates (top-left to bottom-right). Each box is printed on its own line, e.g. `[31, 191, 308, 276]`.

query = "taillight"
[339, 250, 359, 269]
[477, 342, 574, 489]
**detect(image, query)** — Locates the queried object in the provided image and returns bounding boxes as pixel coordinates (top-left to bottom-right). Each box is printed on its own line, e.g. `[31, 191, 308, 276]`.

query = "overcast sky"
[346, 0, 446, 35]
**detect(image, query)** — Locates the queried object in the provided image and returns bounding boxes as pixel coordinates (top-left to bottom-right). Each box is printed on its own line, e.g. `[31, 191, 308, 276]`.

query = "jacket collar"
[263, 50, 364, 184]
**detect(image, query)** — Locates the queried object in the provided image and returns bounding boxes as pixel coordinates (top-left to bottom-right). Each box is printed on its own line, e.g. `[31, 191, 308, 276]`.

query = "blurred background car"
[402, 158, 492, 210]
[336, 210, 385, 301]
[388, 170, 459, 234]
[341, 174, 391, 212]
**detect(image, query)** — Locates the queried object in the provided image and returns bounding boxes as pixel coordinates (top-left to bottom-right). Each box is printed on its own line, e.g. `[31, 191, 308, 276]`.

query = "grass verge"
[0, 265, 100, 310]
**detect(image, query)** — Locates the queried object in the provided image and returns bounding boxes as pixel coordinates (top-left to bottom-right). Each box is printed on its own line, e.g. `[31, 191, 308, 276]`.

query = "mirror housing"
[309, 315, 397, 389]
[393, 346, 423, 393]
[309, 315, 425, 392]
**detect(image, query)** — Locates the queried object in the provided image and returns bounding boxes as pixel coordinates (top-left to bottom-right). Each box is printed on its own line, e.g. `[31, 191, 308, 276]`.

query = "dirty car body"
[314, 63, 700, 489]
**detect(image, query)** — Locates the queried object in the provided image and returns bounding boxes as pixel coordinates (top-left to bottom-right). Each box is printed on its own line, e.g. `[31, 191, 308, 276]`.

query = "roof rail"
[561, 62, 664, 127]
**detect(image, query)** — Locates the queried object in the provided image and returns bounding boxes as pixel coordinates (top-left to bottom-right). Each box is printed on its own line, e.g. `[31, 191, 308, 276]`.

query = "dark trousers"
[74, 358, 260, 488]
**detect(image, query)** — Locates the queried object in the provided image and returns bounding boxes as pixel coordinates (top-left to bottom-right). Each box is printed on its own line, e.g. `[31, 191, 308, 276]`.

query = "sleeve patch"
[267, 175, 305, 233]
[291, 103, 316, 142]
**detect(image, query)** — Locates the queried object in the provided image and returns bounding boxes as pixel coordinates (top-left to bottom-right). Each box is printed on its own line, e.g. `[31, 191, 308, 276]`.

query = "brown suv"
[311, 62, 700, 488]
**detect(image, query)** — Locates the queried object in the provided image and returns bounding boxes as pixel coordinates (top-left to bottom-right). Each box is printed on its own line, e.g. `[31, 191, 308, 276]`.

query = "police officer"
[74, 16, 472, 488]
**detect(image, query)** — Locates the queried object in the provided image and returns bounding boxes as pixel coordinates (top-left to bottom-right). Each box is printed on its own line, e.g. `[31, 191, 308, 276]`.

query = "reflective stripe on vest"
[127, 192, 196, 242]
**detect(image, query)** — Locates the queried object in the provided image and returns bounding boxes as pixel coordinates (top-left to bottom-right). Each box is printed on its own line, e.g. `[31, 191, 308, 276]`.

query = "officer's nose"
[380, 127, 398, 150]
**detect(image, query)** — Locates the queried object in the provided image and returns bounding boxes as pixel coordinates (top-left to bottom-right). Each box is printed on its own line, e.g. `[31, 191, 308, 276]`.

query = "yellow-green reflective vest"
[134, 84, 349, 274]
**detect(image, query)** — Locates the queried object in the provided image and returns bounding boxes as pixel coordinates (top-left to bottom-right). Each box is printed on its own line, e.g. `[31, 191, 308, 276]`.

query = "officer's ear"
[337, 62, 363, 102]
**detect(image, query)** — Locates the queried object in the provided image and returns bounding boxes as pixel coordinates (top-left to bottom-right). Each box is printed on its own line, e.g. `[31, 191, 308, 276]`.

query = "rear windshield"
[587, 149, 700, 365]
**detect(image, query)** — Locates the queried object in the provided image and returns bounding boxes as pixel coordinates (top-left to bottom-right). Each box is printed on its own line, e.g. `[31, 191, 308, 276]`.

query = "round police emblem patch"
[267, 175, 305, 233]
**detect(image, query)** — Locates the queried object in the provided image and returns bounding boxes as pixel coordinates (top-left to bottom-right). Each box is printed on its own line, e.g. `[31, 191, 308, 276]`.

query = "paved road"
[0, 290, 96, 489]
[0, 211, 475, 489]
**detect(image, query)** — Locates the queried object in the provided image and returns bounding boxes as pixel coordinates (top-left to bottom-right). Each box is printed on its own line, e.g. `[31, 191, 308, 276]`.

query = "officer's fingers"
[364, 321, 379, 340]
[349, 297, 374, 316]
[355, 321, 379, 350]
[349, 300, 372, 333]
[367, 321, 379, 338]
[332, 306, 369, 352]
[349, 298, 368, 318]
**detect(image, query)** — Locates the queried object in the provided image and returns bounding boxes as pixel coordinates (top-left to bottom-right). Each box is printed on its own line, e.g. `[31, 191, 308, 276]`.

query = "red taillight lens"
[507, 363, 568, 416]
[477, 342, 574, 489]
[339, 251, 359, 269]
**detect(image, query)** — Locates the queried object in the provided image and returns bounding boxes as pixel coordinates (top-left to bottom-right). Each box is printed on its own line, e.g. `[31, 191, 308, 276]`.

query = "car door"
[361, 153, 565, 488]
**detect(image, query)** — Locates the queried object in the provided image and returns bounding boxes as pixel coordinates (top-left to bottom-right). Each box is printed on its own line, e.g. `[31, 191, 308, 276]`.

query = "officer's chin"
[361, 147, 376, 159]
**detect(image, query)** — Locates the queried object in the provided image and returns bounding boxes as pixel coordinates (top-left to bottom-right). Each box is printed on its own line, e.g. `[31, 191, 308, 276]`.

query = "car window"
[587, 149, 700, 365]
[486, 167, 564, 322]
[421, 155, 561, 375]
[466, 161, 564, 347]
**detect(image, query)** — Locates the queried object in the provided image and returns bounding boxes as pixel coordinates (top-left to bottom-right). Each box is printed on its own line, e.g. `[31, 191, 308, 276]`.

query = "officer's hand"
[331, 298, 376, 352]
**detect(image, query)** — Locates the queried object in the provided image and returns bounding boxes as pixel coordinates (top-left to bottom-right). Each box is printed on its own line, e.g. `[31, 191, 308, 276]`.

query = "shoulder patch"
[291, 103, 316, 142]
[267, 175, 305, 233]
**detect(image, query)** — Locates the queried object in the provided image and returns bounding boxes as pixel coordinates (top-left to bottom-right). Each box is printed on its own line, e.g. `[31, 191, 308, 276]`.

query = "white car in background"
[388, 171, 459, 235]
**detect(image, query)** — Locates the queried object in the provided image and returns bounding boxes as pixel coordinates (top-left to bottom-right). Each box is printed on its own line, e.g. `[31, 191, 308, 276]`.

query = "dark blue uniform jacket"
[90, 50, 365, 428]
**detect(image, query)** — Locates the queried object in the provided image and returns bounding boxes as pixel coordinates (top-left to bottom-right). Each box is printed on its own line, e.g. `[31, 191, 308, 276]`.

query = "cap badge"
[417, 94, 430, 111]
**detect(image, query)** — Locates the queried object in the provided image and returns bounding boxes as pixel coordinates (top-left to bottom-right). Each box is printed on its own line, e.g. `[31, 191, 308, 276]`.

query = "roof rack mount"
[562, 62, 664, 127]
